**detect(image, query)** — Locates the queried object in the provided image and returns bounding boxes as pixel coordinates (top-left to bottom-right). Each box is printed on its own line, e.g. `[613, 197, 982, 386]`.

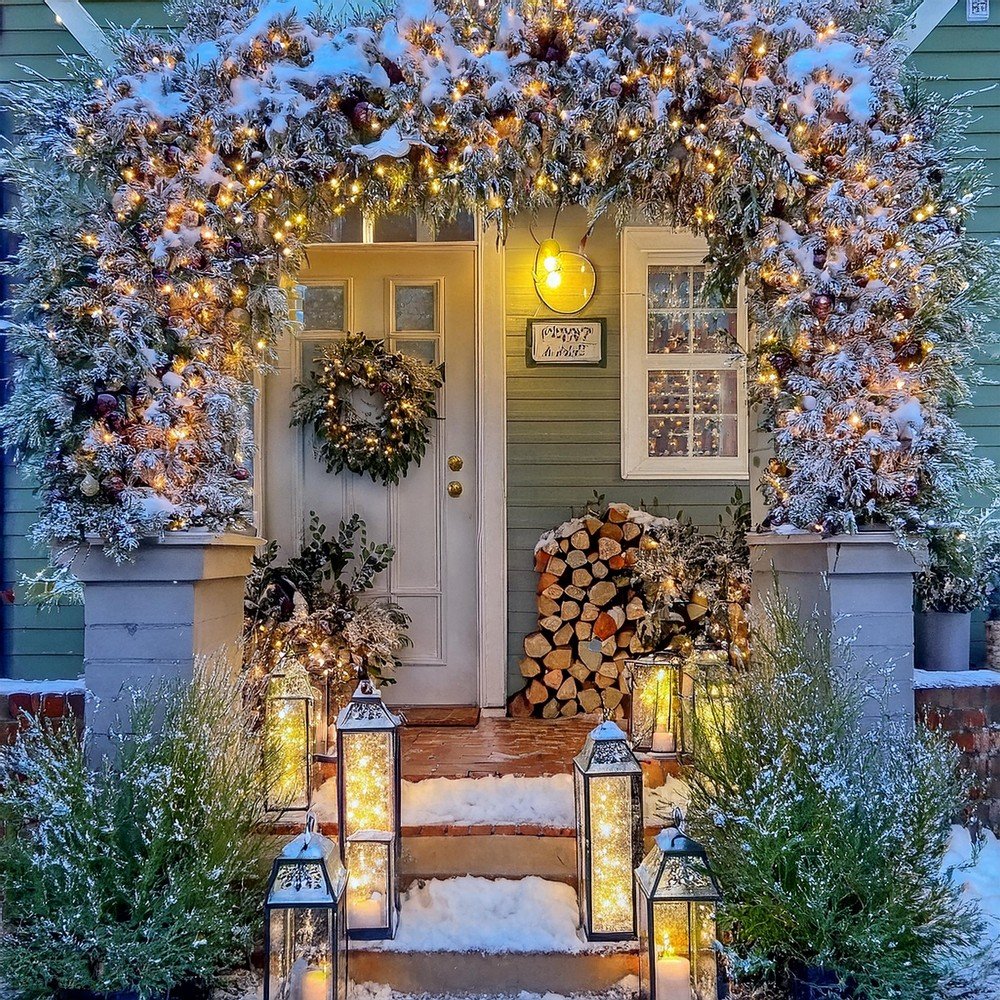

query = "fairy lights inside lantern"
[573, 721, 644, 941]
[335, 679, 402, 937]
[264, 658, 315, 815]
[636, 816, 725, 1000]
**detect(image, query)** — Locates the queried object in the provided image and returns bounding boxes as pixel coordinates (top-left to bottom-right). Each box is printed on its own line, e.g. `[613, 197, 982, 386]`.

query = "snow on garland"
[291, 333, 442, 485]
[1, 0, 998, 558]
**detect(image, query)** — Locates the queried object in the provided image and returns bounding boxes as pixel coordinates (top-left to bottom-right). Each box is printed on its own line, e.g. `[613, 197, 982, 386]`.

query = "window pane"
[395, 338, 438, 365]
[319, 207, 364, 243]
[373, 212, 419, 243]
[649, 416, 689, 457]
[301, 285, 346, 332]
[435, 211, 475, 241]
[647, 264, 737, 354]
[648, 369, 738, 458]
[394, 285, 436, 332]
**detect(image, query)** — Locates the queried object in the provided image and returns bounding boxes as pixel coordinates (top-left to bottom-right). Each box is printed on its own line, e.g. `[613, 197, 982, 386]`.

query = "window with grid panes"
[621, 229, 747, 479]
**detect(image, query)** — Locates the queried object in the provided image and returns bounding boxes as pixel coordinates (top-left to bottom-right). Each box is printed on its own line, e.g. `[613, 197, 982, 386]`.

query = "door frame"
[254, 232, 508, 710]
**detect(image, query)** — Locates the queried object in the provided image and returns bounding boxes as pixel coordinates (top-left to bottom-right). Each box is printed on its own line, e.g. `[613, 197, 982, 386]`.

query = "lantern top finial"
[336, 680, 402, 729]
[590, 720, 627, 742]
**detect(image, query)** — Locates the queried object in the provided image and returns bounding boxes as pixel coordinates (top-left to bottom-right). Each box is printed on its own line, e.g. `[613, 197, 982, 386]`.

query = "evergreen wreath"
[292, 333, 442, 485]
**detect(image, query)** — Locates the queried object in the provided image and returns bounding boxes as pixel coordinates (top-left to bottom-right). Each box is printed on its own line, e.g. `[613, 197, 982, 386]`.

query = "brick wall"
[0, 684, 85, 745]
[916, 681, 1000, 835]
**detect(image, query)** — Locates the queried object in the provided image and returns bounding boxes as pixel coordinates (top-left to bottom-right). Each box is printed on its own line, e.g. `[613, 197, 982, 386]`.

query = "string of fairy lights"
[2, 0, 993, 558]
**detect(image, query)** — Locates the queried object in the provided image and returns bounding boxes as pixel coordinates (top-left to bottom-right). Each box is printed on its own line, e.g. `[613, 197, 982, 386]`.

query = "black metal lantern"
[573, 721, 644, 941]
[345, 830, 398, 939]
[265, 658, 314, 815]
[636, 818, 725, 1000]
[335, 679, 402, 858]
[627, 648, 725, 758]
[264, 815, 348, 1000]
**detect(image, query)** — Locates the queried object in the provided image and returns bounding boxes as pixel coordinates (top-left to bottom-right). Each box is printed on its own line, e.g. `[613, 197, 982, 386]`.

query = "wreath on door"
[292, 332, 443, 485]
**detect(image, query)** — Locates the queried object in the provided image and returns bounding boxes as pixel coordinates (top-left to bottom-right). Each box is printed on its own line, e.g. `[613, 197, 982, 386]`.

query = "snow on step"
[313, 773, 689, 828]
[364, 876, 620, 955]
[350, 977, 639, 1000]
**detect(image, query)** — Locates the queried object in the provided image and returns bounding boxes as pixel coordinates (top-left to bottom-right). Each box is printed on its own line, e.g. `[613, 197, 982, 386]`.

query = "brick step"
[349, 876, 637, 995]
[349, 949, 637, 994]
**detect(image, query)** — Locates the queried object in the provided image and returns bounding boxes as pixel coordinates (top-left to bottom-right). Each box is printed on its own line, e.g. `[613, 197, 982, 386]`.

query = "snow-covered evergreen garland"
[1, 0, 997, 558]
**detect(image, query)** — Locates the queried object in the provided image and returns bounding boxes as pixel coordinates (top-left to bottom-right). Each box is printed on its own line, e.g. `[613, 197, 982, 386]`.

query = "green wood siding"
[503, 208, 748, 695]
[1, 1, 172, 679]
[911, 5, 1000, 665]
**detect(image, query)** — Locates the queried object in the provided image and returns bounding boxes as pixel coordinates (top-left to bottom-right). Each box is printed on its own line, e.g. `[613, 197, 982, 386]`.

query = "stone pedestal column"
[747, 532, 924, 720]
[70, 531, 261, 745]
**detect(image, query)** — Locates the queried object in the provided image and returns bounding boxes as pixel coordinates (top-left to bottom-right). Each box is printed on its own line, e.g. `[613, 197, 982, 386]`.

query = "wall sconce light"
[533, 238, 596, 314]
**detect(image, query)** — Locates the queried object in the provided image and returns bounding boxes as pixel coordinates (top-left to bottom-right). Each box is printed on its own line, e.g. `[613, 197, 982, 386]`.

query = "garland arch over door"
[1, 0, 995, 563]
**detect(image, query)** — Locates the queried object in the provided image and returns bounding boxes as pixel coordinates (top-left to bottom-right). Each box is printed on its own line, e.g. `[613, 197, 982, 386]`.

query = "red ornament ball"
[95, 392, 119, 417]
[351, 101, 376, 131]
[232, 467, 250, 481]
[809, 294, 833, 321]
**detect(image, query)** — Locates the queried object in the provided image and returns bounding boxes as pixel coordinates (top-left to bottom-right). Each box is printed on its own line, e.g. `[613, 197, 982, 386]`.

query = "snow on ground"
[945, 824, 1000, 935]
[366, 876, 621, 954]
[314, 772, 689, 828]
[0, 677, 86, 695]
[350, 978, 639, 1000]
[914, 668, 1000, 689]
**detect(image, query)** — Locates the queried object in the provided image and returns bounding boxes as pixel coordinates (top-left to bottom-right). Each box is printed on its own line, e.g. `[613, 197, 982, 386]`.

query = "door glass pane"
[394, 285, 436, 332]
[395, 338, 438, 366]
[301, 284, 346, 332]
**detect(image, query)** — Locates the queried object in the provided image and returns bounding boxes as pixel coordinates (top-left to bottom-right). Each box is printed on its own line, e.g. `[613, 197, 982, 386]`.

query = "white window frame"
[620, 228, 748, 480]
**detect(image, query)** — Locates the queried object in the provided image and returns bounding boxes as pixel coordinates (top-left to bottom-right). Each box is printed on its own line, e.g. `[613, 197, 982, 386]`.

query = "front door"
[263, 245, 479, 705]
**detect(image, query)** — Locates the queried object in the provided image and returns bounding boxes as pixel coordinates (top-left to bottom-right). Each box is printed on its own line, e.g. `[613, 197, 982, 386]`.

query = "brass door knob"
[447, 481, 463, 498]
[448, 455, 464, 471]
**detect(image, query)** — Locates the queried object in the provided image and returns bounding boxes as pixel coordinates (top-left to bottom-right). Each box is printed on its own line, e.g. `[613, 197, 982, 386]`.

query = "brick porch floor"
[401, 715, 595, 780]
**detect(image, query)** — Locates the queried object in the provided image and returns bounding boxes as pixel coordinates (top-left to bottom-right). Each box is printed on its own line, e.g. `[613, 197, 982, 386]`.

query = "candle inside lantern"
[655, 953, 692, 1000]
[350, 892, 384, 929]
[651, 728, 676, 754]
[300, 966, 329, 1000]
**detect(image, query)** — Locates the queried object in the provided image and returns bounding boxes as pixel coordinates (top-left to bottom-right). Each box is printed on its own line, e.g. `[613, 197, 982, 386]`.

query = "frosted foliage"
[1, 0, 998, 558]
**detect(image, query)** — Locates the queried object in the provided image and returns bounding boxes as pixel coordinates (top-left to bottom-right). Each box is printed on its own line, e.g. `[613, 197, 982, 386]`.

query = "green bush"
[686, 601, 986, 999]
[0, 664, 272, 999]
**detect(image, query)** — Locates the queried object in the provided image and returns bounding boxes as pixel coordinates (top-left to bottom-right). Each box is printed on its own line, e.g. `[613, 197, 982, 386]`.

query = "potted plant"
[914, 511, 1000, 671]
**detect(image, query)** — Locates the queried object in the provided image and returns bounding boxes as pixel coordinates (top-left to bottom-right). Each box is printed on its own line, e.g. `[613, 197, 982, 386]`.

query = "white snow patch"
[314, 774, 575, 827]
[317, 772, 691, 829]
[945, 825, 1000, 936]
[914, 668, 1000, 689]
[0, 678, 85, 695]
[348, 979, 639, 1000]
[370, 876, 602, 954]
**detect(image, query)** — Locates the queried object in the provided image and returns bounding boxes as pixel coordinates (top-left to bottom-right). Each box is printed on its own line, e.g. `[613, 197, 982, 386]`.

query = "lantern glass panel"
[345, 832, 397, 938]
[267, 907, 343, 1000]
[588, 775, 636, 935]
[340, 730, 395, 839]
[265, 670, 313, 812]
[628, 656, 692, 756]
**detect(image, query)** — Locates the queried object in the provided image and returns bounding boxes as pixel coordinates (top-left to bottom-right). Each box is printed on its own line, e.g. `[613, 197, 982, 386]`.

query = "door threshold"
[399, 705, 481, 728]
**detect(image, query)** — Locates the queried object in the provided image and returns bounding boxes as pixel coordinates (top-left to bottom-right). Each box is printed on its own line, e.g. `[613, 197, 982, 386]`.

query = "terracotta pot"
[914, 610, 972, 671]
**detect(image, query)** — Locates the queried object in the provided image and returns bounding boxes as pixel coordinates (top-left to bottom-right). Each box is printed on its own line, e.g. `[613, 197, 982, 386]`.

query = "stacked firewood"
[508, 503, 651, 720]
